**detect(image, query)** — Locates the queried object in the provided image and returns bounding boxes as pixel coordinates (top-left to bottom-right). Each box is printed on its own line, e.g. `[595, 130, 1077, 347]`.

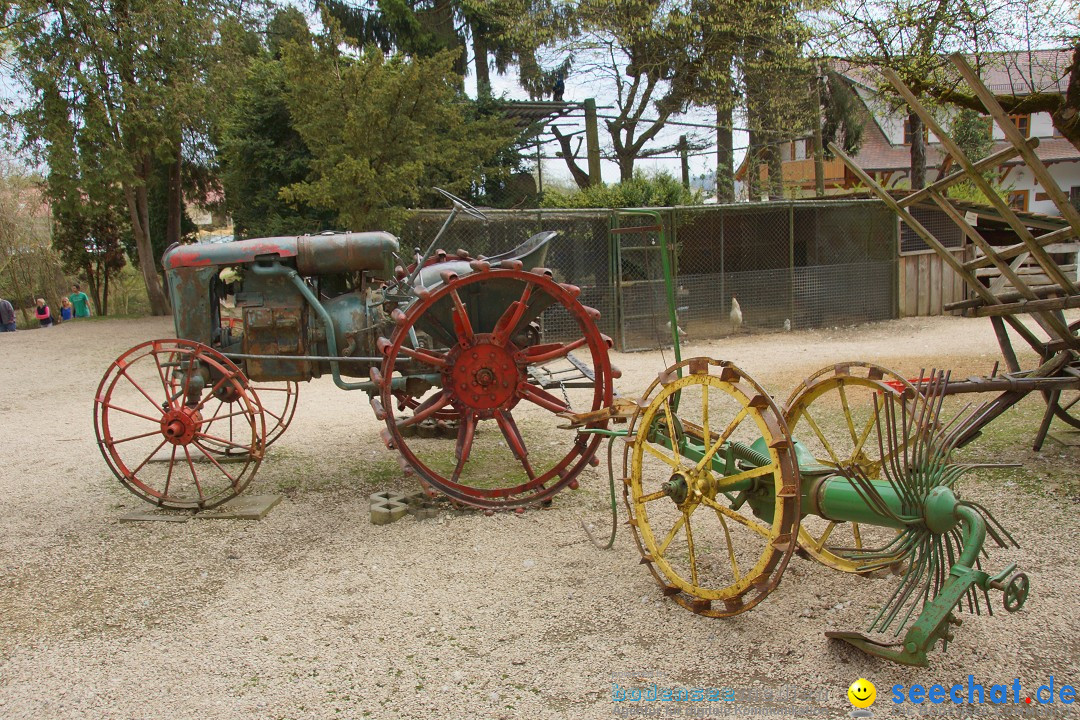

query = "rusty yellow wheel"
[624, 358, 800, 617]
[784, 362, 925, 574]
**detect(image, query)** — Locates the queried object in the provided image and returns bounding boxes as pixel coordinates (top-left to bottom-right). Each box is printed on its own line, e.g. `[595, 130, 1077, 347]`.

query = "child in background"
[35, 298, 53, 327]
[60, 297, 74, 322]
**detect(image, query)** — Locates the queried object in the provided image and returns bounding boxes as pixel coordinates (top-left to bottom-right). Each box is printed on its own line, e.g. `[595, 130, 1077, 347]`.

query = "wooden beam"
[951, 55, 1080, 235]
[882, 66, 1078, 298]
[897, 140, 1034, 208]
[967, 294, 1080, 318]
[928, 189, 1071, 339]
[964, 226, 1078, 270]
[830, 141, 1051, 353]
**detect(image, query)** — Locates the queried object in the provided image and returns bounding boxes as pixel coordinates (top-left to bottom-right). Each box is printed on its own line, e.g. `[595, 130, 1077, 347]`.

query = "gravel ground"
[1, 314, 1078, 720]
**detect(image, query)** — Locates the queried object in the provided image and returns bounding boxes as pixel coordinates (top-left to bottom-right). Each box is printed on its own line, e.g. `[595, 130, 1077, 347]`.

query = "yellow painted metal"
[624, 357, 800, 616]
[784, 362, 924, 574]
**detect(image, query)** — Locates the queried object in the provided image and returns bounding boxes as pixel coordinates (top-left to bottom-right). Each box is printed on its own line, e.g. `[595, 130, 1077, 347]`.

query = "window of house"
[1009, 114, 1030, 138]
[1007, 189, 1029, 212]
[1070, 186, 1080, 212]
[804, 138, 815, 157]
[789, 141, 798, 161]
[903, 118, 929, 145]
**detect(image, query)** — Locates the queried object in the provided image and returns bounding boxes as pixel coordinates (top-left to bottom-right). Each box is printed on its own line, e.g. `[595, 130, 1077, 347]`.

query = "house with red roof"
[744, 50, 1080, 216]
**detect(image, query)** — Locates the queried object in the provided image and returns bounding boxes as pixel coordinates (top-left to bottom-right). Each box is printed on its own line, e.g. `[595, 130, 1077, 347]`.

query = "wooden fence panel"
[899, 248, 969, 316]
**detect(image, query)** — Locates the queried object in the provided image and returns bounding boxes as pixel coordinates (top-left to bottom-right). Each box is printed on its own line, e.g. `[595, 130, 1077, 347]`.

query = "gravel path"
[0, 314, 1077, 719]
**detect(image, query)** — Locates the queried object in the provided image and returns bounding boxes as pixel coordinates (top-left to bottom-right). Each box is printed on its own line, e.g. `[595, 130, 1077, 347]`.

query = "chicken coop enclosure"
[399, 200, 899, 351]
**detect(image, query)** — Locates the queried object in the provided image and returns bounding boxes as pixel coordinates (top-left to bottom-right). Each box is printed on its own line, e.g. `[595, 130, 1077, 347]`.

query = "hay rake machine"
[94, 188, 615, 512]
[573, 56, 1079, 667]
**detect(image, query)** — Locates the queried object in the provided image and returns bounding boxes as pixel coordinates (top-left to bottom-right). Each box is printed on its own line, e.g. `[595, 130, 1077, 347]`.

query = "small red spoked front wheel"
[94, 339, 266, 509]
[377, 265, 614, 510]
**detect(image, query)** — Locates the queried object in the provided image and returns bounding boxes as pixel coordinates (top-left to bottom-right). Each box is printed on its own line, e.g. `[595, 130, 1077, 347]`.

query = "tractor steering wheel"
[434, 187, 488, 222]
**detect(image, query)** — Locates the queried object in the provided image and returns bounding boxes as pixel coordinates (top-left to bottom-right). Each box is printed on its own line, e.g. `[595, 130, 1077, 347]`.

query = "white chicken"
[730, 297, 743, 334]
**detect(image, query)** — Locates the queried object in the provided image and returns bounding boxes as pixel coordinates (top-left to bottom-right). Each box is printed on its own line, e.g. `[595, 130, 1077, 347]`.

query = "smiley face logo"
[848, 678, 876, 709]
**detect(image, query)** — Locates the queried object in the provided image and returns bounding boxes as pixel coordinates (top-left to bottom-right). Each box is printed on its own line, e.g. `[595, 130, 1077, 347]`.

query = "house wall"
[1002, 162, 1080, 215]
[991, 111, 1055, 140]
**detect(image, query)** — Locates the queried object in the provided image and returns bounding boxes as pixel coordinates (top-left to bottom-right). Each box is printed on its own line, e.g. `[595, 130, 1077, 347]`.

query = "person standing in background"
[60, 297, 74, 322]
[34, 297, 53, 327]
[69, 284, 91, 318]
[0, 297, 15, 332]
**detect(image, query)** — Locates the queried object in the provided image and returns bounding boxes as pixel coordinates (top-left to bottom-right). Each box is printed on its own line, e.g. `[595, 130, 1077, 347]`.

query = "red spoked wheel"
[189, 378, 299, 455]
[376, 264, 614, 510]
[94, 339, 266, 509]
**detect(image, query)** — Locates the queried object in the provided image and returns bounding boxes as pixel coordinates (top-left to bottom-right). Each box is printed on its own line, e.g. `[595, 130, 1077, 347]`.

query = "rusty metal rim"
[94, 339, 266, 510]
[622, 357, 801, 618]
[377, 267, 614, 509]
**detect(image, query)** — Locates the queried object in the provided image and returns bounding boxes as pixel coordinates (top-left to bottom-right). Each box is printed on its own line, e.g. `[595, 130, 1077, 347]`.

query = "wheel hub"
[447, 335, 521, 415]
[160, 407, 202, 445]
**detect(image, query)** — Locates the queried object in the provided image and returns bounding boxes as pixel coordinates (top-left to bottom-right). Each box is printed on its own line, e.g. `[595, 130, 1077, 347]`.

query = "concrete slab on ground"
[193, 494, 283, 520]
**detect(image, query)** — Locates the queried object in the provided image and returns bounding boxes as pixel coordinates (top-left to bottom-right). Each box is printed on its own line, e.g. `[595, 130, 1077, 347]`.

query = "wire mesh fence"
[399, 200, 899, 351]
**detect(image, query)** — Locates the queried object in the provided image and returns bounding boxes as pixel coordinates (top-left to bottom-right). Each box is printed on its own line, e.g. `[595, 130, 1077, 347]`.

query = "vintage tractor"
[94, 190, 615, 511]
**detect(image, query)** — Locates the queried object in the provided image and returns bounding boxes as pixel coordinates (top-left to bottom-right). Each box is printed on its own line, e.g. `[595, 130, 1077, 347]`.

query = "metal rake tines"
[857, 369, 1019, 636]
[867, 524, 993, 636]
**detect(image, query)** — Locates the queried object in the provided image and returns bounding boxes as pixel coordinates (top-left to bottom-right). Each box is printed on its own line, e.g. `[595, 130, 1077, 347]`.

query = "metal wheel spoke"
[192, 373, 242, 414]
[814, 522, 838, 551]
[838, 383, 859, 446]
[102, 402, 162, 424]
[684, 513, 699, 587]
[699, 495, 771, 539]
[496, 410, 535, 480]
[398, 390, 452, 427]
[128, 438, 170, 477]
[520, 383, 570, 413]
[701, 384, 710, 446]
[182, 445, 205, 502]
[714, 509, 741, 582]
[695, 406, 750, 473]
[663, 398, 682, 462]
[712, 463, 778, 492]
[162, 445, 178, 498]
[196, 432, 254, 452]
[1061, 393, 1080, 412]
[643, 441, 683, 468]
[395, 344, 448, 368]
[492, 284, 533, 344]
[193, 442, 241, 488]
[152, 352, 173, 407]
[200, 399, 226, 432]
[801, 407, 845, 467]
[520, 337, 587, 364]
[852, 523, 863, 549]
[119, 366, 168, 416]
[850, 407, 881, 463]
[449, 288, 474, 342]
[202, 406, 251, 426]
[451, 413, 477, 482]
[261, 406, 284, 422]
[110, 428, 166, 445]
[658, 514, 687, 555]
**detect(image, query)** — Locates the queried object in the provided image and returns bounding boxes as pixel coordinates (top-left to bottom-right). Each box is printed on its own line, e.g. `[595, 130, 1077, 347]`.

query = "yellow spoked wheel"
[624, 357, 800, 617]
[784, 362, 925, 574]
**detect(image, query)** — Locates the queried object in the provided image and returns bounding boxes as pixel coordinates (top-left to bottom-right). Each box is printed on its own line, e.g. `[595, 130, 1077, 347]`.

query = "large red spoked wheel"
[376, 264, 614, 510]
[94, 339, 266, 509]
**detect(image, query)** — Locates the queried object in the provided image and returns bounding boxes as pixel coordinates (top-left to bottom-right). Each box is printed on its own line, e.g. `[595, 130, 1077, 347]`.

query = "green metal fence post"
[789, 203, 796, 327]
